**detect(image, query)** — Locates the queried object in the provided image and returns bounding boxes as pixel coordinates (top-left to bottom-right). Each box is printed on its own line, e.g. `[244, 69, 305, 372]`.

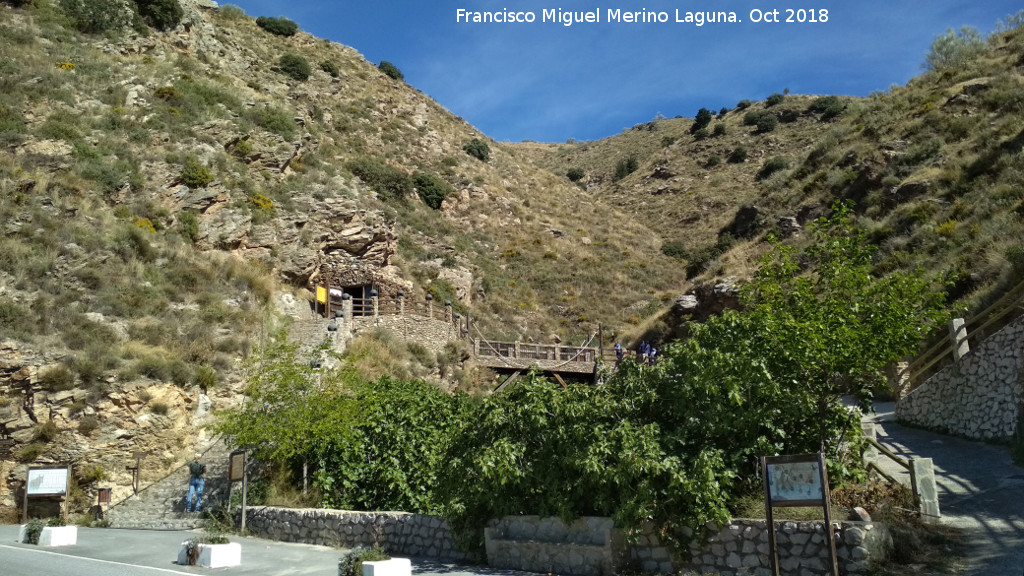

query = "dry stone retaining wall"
[349, 314, 462, 353]
[897, 315, 1024, 440]
[245, 509, 889, 576]
[242, 507, 468, 562]
[630, 519, 889, 576]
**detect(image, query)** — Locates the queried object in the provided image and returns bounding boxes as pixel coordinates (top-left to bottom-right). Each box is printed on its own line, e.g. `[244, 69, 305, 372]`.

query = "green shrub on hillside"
[278, 53, 311, 81]
[134, 0, 183, 30]
[765, 92, 785, 107]
[713, 123, 727, 137]
[462, 138, 490, 162]
[743, 110, 771, 127]
[413, 172, 453, 210]
[319, 60, 339, 78]
[757, 157, 790, 180]
[566, 167, 585, 182]
[925, 26, 985, 71]
[690, 107, 712, 134]
[181, 156, 212, 188]
[217, 4, 245, 19]
[706, 154, 722, 168]
[728, 146, 748, 163]
[244, 105, 297, 140]
[613, 156, 639, 181]
[736, 99, 752, 110]
[692, 128, 709, 140]
[378, 61, 403, 81]
[808, 96, 845, 120]
[756, 114, 778, 133]
[661, 240, 690, 260]
[255, 16, 298, 36]
[346, 157, 412, 202]
[59, 0, 132, 33]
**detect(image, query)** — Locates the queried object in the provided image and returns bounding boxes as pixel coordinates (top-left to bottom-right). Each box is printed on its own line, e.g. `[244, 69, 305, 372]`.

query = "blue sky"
[226, 1, 1021, 143]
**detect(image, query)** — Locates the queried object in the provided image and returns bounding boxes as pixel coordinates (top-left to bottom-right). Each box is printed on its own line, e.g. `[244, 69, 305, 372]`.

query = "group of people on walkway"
[613, 340, 659, 368]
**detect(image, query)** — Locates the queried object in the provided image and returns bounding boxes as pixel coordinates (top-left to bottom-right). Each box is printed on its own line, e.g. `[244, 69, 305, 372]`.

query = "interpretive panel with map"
[27, 467, 69, 495]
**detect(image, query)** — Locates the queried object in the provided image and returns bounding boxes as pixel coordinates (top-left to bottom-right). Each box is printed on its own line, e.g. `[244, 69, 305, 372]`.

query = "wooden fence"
[904, 277, 1024, 392]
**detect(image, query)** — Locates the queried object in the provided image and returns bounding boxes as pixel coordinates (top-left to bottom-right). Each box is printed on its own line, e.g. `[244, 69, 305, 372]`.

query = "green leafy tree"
[440, 372, 731, 553]
[666, 203, 947, 471]
[316, 378, 470, 514]
[215, 333, 359, 483]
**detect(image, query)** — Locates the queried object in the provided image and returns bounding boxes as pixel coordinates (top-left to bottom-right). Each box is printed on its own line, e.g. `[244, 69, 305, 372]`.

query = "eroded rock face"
[666, 278, 742, 338]
[0, 340, 222, 514]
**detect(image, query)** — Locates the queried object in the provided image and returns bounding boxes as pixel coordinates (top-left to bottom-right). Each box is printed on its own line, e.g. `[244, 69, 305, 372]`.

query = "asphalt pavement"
[866, 402, 1024, 575]
[0, 525, 521, 576]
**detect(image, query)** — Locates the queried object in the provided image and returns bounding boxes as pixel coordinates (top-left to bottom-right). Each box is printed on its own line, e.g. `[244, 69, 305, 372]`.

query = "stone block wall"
[349, 314, 462, 353]
[242, 507, 467, 562]
[896, 315, 1024, 440]
[485, 516, 625, 576]
[630, 519, 889, 576]
[242, 510, 890, 576]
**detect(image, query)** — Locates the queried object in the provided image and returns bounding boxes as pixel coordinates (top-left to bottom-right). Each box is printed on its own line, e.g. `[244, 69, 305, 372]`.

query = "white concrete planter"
[177, 541, 242, 568]
[362, 558, 411, 576]
[18, 525, 78, 547]
[40, 526, 78, 547]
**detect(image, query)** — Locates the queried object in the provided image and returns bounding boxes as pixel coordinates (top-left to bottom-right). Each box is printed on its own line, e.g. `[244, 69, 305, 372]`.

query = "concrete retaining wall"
[897, 315, 1024, 440]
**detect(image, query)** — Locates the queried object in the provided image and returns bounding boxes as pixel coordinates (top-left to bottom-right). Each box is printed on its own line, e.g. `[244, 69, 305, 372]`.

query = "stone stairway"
[105, 436, 235, 530]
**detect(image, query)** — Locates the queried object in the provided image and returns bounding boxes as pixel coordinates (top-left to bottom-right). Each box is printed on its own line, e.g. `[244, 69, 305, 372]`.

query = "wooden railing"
[474, 340, 600, 364]
[904, 277, 1024, 391]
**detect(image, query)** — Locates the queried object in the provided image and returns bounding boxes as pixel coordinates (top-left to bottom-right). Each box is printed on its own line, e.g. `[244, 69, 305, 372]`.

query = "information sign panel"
[27, 467, 69, 495]
[229, 450, 245, 483]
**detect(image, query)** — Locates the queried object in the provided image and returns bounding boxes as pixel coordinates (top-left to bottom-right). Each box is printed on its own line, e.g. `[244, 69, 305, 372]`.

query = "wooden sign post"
[228, 449, 247, 532]
[761, 452, 838, 576]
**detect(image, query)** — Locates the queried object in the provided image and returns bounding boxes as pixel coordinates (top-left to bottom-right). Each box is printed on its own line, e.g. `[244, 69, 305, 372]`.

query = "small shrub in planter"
[23, 518, 45, 545]
[338, 546, 390, 576]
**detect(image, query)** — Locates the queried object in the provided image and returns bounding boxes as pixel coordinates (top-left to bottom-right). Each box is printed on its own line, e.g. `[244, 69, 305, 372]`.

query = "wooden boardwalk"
[472, 339, 616, 375]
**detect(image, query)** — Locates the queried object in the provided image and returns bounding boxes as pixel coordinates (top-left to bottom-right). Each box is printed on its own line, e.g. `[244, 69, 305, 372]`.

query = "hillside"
[0, 0, 691, 515]
[2, 0, 1024, 521]
[511, 22, 1024, 326]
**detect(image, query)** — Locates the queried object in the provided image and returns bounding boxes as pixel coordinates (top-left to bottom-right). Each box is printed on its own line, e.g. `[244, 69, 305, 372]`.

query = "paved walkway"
[866, 402, 1024, 575]
[0, 525, 524, 576]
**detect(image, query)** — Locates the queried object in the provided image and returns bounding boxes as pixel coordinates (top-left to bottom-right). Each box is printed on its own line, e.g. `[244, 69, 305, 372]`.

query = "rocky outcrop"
[664, 278, 743, 338]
